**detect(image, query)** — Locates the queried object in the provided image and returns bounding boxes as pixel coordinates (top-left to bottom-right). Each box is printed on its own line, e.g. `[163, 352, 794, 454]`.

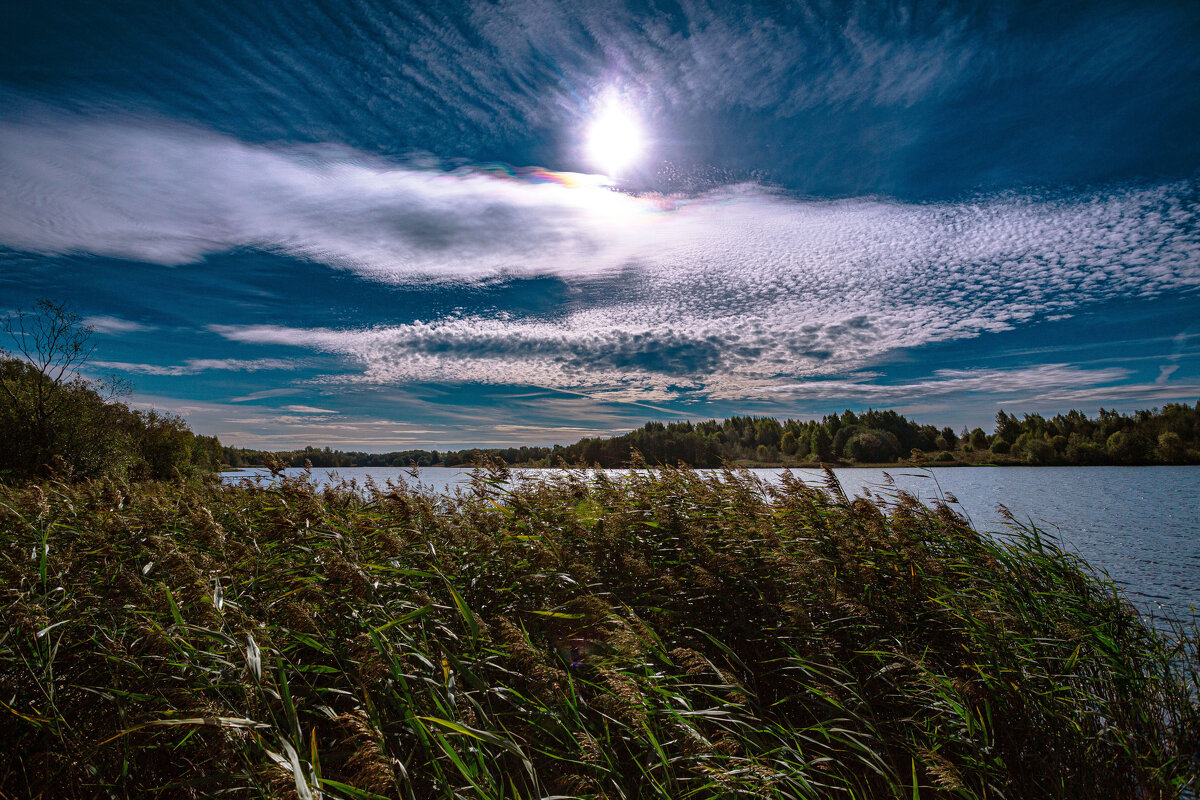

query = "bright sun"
[586, 98, 643, 177]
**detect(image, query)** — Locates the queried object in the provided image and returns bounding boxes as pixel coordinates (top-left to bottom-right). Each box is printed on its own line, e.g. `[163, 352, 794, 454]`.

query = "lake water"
[222, 465, 1200, 625]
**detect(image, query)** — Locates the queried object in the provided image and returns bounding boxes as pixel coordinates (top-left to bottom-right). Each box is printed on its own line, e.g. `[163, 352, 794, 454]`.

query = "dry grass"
[1, 461, 1196, 799]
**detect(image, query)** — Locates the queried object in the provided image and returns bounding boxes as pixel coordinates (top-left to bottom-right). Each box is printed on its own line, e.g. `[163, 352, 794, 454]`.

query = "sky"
[2, 0, 1199, 450]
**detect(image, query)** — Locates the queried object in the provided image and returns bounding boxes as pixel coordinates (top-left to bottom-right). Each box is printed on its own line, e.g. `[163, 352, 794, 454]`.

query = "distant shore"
[220, 404, 1200, 472]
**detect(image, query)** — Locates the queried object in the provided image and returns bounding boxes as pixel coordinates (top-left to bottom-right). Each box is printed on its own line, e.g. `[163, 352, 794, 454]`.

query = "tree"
[0, 300, 128, 477]
[780, 430, 798, 455]
[994, 411, 1021, 443]
[810, 426, 833, 462]
[845, 430, 900, 463]
[940, 427, 958, 449]
[1156, 432, 1185, 464]
[1024, 439, 1055, 465]
[1106, 430, 1149, 465]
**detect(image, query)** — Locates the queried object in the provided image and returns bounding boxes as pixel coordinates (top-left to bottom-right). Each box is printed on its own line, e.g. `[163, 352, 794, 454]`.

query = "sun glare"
[586, 98, 643, 177]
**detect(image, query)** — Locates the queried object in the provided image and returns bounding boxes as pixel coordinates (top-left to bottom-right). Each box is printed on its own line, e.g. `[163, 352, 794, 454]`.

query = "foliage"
[1, 467, 1196, 799]
[227, 402, 1200, 469]
[0, 301, 221, 482]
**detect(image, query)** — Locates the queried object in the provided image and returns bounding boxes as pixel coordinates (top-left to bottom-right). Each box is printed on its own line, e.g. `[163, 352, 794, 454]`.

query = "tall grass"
[1, 462, 1196, 799]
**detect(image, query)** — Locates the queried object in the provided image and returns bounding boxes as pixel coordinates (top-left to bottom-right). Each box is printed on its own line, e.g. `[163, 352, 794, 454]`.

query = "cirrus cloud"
[3, 112, 1199, 401]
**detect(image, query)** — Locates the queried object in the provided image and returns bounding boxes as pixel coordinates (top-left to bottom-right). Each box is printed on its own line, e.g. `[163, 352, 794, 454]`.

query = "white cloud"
[761, 365, 1133, 402]
[81, 315, 155, 335]
[129, 390, 657, 451]
[93, 357, 298, 376]
[1017, 383, 1200, 406]
[4, 113, 1199, 399]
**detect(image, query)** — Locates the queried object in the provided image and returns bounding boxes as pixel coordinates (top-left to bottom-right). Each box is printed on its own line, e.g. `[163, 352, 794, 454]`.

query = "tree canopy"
[0, 301, 220, 482]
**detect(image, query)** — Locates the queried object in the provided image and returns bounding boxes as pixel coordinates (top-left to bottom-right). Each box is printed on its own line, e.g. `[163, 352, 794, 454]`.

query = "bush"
[1024, 439, 1056, 465]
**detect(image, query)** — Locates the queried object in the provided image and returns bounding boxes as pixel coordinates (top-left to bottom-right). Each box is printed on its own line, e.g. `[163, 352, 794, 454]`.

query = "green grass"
[1, 462, 1197, 799]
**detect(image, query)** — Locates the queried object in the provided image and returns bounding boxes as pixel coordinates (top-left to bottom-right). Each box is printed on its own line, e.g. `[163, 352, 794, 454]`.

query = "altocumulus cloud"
[3, 112, 1200, 400]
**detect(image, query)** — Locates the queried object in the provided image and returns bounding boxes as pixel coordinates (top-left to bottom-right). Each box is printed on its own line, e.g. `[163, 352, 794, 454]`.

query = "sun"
[586, 97, 643, 177]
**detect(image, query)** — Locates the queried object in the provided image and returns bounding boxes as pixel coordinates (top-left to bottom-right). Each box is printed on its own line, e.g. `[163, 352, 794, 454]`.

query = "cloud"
[281, 405, 339, 414]
[1016, 383, 1200, 406]
[229, 388, 303, 403]
[129, 389, 661, 451]
[1156, 365, 1180, 385]
[4, 113, 1199, 400]
[761, 365, 1133, 402]
[81, 315, 155, 335]
[92, 357, 299, 376]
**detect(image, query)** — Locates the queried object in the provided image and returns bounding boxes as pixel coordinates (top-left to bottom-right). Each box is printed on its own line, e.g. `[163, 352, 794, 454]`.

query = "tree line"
[224, 403, 1200, 470]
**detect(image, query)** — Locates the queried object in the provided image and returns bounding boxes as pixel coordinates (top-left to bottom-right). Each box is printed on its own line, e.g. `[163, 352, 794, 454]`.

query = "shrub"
[1024, 439, 1056, 465]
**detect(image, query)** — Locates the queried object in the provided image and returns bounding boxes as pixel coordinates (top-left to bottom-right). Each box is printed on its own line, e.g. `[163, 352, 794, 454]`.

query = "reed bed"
[1, 462, 1196, 799]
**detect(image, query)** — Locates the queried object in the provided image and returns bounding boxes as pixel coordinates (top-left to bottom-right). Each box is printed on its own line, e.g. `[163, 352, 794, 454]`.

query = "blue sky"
[2, 0, 1199, 450]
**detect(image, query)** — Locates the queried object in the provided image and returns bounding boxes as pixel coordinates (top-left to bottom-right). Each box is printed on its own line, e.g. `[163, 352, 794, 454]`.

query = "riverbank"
[2, 466, 1197, 798]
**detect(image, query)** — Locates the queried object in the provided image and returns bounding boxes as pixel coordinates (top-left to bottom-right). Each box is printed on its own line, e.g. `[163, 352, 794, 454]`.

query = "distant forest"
[224, 402, 1200, 470]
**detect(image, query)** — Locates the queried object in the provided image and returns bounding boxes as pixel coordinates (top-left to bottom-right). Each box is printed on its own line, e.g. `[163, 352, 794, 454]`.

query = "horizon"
[3, 1, 1199, 451]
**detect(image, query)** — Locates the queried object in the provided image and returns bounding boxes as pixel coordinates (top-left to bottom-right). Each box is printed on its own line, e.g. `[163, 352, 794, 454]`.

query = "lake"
[222, 465, 1200, 626]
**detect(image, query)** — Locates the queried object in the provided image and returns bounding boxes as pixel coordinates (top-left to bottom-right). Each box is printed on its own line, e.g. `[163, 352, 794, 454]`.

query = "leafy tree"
[1024, 439, 1055, 465]
[994, 411, 1022, 443]
[0, 301, 129, 478]
[969, 428, 989, 450]
[1106, 430, 1149, 465]
[844, 430, 901, 463]
[940, 427, 958, 448]
[0, 300, 219, 481]
[1157, 432, 1185, 464]
[810, 426, 833, 462]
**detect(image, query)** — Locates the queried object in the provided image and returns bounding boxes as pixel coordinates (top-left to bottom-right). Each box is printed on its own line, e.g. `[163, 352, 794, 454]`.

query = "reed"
[1, 462, 1196, 798]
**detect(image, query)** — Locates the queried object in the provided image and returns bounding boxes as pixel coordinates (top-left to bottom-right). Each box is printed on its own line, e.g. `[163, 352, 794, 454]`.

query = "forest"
[224, 403, 1200, 470]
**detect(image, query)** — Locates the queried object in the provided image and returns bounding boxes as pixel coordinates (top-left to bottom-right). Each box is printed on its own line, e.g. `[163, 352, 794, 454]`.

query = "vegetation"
[225, 404, 1200, 469]
[2, 463, 1197, 798]
[0, 300, 222, 483]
